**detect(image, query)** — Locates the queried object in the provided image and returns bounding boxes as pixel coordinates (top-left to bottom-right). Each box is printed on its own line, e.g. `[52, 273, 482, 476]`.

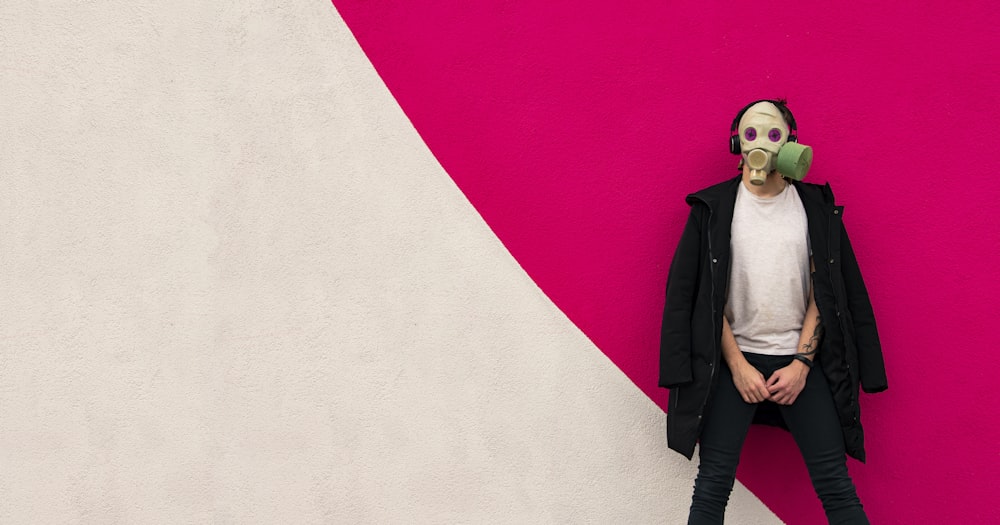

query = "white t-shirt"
[725, 181, 811, 355]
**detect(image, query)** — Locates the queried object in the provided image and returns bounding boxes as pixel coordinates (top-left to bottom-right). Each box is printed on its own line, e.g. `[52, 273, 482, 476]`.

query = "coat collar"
[685, 174, 741, 212]
[685, 175, 741, 265]
[683, 175, 839, 263]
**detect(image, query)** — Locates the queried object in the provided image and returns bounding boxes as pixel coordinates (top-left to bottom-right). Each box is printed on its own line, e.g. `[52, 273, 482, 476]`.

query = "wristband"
[792, 354, 814, 369]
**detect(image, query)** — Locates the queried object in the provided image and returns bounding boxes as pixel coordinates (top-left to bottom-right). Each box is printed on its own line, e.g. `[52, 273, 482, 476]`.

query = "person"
[659, 100, 888, 524]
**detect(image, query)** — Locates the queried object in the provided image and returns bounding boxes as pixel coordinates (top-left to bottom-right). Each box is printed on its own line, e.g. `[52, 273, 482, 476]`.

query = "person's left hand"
[766, 361, 810, 405]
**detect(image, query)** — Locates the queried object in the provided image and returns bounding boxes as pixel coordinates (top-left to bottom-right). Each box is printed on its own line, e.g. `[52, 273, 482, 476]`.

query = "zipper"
[827, 204, 859, 423]
[698, 199, 719, 427]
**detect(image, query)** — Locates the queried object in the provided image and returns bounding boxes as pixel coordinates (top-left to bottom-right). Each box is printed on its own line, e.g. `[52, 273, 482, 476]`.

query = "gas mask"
[737, 102, 813, 185]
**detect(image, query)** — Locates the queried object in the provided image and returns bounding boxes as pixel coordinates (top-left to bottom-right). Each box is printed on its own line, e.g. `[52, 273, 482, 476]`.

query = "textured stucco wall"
[332, 2, 1000, 523]
[3, 1, 999, 524]
[334, 0, 1000, 523]
[0, 2, 777, 524]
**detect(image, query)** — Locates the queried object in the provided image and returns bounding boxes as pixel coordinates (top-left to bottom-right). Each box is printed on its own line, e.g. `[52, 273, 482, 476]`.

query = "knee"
[695, 447, 739, 490]
[692, 462, 738, 503]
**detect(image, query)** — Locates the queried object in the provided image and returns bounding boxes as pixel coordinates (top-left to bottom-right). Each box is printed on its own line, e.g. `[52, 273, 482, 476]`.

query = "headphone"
[729, 99, 798, 155]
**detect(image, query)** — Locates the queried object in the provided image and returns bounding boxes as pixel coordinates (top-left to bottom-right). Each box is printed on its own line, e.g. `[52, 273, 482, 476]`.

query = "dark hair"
[771, 98, 795, 131]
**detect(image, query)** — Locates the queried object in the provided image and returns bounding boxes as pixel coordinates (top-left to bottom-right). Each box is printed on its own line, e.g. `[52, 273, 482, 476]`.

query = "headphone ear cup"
[730, 134, 741, 155]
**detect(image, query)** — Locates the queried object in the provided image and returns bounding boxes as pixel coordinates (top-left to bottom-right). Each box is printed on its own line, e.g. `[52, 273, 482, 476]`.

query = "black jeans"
[688, 352, 869, 525]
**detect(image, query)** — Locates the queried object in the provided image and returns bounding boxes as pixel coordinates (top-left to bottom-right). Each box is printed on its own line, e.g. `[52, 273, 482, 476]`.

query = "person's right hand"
[730, 360, 770, 404]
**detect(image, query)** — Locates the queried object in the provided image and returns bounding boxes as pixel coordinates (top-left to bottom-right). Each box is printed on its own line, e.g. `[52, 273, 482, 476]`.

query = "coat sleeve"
[840, 221, 889, 393]
[659, 205, 703, 388]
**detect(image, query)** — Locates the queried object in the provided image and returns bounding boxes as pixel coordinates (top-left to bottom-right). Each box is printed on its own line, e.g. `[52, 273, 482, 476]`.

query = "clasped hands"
[730, 358, 809, 405]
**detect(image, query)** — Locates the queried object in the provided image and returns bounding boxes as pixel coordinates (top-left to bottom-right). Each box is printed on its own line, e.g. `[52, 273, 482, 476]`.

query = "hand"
[729, 360, 771, 404]
[766, 360, 810, 405]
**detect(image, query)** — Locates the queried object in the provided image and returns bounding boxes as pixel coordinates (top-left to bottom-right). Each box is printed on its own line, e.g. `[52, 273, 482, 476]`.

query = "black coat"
[659, 175, 888, 462]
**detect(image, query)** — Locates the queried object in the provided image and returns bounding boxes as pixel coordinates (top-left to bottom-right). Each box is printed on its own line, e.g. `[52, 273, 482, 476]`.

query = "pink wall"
[333, 1, 1000, 522]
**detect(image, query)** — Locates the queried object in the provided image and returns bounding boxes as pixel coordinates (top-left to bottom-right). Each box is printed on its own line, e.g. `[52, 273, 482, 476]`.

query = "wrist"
[722, 347, 744, 367]
[791, 354, 814, 370]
